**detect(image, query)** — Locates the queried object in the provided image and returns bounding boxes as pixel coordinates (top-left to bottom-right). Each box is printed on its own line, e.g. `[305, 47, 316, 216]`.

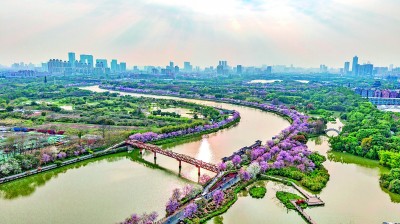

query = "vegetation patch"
[380, 168, 400, 195]
[249, 185, 266, 199]
[276, 191, 308, 209]
[265, 166, 329, 193]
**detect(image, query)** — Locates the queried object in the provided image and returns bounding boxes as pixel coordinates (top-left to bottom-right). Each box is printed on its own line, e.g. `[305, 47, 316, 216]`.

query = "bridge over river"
[126, 140, 219, 175]
[325, 128, 341, 135]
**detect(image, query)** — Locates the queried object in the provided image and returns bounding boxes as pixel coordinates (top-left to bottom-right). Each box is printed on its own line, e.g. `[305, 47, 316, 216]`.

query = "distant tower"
[344, 62, 350, 74]
[352, 56, 359, 75]
[236, 65, 242, 74]
[111, 59, 118, 72]
[68, 52, 75, 68]
[266, 66, 272, 75]
[184, 62, 192, 72]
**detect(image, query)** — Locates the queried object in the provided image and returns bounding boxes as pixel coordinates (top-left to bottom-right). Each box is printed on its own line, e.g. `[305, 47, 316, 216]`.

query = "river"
[0, 86, 399, 224]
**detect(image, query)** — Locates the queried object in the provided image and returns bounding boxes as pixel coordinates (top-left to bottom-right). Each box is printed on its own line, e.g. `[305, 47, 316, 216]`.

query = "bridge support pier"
[178, 160, 182, 174]
[153, 152, 157, 164]
[139, 149, 143, 156]
[197, 166, 201, 177]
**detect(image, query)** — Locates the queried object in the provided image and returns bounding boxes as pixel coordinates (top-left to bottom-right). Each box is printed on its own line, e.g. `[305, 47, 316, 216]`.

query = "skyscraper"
[68, 52, 75, 67]
[80, 54, 94, 68]
[120, 62, 126, 72]
[344, 62, 350, 74]
[184, 62, 192, 72]
[266, 66, 272, 75]
[320, 64, 328, 73]
[96, 59, 108, 68]
[359, 63, 374, 76]
[352, 56, 358, 75]
[236, 65, 242, 74]
[111, 59, 118, 72]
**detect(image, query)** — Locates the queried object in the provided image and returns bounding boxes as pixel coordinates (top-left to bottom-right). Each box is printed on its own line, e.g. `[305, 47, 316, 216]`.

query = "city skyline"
[4, 52, 397, 73]
[1, 0, 400, 67]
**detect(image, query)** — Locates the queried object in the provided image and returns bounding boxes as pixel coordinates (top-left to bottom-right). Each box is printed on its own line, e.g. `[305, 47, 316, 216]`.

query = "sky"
[0, 0, 400, 68]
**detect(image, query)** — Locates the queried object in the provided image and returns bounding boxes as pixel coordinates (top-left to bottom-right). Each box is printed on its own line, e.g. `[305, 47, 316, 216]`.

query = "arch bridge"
[325, 128, 341, 135]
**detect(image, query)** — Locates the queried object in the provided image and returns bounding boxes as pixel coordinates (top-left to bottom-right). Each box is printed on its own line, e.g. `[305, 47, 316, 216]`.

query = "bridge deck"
[292, 183, 325, 206]
[290, 200, 317, 224]
[126, 140, 219, 173]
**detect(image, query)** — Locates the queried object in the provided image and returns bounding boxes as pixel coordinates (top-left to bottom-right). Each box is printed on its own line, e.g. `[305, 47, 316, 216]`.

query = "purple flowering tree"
[239, 169, 251, 181]
[260, 161, 269, 173]
[232, 155, 241, 167]
[182, 185, 193, 198]
[213, 190, 225, 207]
[171, 188, 181, 201]
[218, 162, 227, 172]
[41, 154, 52, 164]
[183, 202, 198, 218]
[166, 199, 179, 215]
[199, 174, 211, 185]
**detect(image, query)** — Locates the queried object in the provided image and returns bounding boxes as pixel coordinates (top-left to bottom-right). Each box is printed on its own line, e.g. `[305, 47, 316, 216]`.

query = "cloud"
[0, 0, 399, 67]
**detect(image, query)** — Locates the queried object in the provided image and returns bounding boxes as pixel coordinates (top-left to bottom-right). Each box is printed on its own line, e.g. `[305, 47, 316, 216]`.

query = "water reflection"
[196, 138, 213, 163]
[0, 155, 125, 200]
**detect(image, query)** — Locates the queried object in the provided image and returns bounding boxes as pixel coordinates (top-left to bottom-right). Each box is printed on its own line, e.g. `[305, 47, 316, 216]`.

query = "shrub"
[249, 186, 266, 199]
[309, 152, 326, 167]
[388, 180, 400, 194]
[380, 168, 400, 195]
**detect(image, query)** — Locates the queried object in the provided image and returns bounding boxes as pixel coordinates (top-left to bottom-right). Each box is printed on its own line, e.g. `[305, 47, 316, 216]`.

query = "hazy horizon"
[1, 0, 399, 67]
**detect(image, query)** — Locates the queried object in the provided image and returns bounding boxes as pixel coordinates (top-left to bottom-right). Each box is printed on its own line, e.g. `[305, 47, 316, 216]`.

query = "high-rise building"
[344, 62, 350, 74]
[80, 54, 94, 68]
[184, 62, 192, 72]
[352, 56, 358, 75]
[96, 59, 108, 68]
[120, 62, 126, 72]
[217, 61, 224, 74]
[320, 64, 328, 73]
[68, 52, 75, 67]
[111, 59, 118, 72]
[266, 66, 272, 75]
[236, 65, 242, 74]
[217, 61, 228, 74]
[359, 63, 374, 76]
[169, 61, 174, 69]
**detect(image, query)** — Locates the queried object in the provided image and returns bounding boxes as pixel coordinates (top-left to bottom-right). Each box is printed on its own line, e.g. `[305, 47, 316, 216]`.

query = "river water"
[0, 86, 399, 224]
